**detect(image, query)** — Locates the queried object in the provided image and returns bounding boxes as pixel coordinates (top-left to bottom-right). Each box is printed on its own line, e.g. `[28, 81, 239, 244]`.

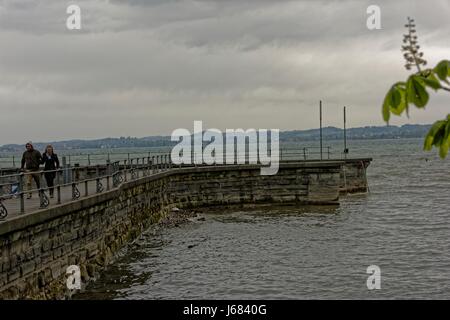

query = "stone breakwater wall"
[0, 159, 371, 299]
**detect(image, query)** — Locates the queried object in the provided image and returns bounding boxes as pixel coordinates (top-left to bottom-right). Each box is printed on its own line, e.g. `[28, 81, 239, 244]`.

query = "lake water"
[75, 138, 450, 299]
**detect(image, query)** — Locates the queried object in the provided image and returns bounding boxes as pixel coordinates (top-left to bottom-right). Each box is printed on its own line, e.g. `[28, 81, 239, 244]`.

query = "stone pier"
[0, 159, 371, 299]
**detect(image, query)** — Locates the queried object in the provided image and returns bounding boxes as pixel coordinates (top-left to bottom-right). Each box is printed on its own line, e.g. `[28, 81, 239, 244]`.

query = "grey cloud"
[0, 0, 449, 144]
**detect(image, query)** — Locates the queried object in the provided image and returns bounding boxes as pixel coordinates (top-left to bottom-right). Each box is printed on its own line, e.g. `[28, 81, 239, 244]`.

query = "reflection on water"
[75, 139, 450, 299]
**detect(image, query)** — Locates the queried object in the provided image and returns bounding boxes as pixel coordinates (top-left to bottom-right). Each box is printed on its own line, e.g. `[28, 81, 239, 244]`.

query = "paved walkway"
[0, 168, 163, 222]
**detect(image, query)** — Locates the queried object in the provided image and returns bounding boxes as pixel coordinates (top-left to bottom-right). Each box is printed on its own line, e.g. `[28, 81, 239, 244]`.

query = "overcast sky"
[0, 0, 449, 145]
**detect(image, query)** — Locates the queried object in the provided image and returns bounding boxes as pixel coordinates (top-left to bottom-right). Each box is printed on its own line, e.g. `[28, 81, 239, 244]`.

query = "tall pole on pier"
[344, 106, 347, 159]
[319, 100, 323, 160]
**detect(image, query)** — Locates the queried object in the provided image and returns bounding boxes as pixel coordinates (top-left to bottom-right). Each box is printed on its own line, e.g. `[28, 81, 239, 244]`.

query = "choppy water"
[75, 138, 450, 299]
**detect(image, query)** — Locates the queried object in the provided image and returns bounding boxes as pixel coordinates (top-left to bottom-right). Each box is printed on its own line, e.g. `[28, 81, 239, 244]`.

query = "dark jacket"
[21, 149, 42, 170]
[41, 153, 60, 171]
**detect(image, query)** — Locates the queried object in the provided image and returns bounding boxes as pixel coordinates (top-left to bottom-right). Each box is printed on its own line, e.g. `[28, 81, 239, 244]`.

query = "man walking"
[20, 142, 42, 199]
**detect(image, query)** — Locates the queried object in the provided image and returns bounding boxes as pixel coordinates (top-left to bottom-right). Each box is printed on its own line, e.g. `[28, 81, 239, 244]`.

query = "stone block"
[7, 269, 21, 282]
[20, 260, 36, 277]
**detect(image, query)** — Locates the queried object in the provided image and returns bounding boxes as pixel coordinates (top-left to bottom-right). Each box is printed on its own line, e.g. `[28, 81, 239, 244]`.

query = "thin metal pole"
[320, 100, 323, 160]
[344, 106, 347, 160]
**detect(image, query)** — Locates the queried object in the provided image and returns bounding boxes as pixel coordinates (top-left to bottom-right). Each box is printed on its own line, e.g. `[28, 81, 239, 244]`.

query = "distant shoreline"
[0, 124, 430, 153]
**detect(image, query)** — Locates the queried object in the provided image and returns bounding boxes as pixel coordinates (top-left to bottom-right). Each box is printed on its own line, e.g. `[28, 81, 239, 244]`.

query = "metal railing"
[0, 150, 172, 168]
[0, 146, 343, 169]
[0, 154, 174, 220]
[0, 147, 350, 220]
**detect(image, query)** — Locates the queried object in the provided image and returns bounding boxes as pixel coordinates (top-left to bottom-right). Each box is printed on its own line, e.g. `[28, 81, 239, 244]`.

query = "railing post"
[38, 171, 47, 209]
[62, 156, 68, 184]
[136, 158, 140, 178]
[95, 166, 103, 193]
[123, 160, 128, 182]
[71, 167, 79, 200]
[84, 167, 88, 197]
[73, 164, 80, 182]
[147, 156, 152, 175]
[12, 156, 15, 168]
[106, 161, 111, 191]
[57, 169, 62, 204]
[18, 173, 25, 214]
[152, 156, 155, 173]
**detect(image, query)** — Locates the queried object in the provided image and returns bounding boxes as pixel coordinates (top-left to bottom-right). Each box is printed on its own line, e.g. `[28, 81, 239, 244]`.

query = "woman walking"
[41, 145, 60, 198]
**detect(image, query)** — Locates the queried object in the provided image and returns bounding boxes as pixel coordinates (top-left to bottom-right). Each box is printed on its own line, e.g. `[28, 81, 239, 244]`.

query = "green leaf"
[433, 60, 450, 81]
[444, 116, 450, 141]
[440, 140, 449, 158]
[442, 118, 450, 158]
[390, 86, 407, 115]
[421, 72, 441, 91]
[406, 75, 429, 108]
[382, 82, 407, 122]
[424, 120, 446, 151]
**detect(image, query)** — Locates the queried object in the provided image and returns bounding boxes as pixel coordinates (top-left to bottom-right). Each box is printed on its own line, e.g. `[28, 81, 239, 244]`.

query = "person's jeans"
[44, 172, 56, 195]
[25, 170, 41, 196]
